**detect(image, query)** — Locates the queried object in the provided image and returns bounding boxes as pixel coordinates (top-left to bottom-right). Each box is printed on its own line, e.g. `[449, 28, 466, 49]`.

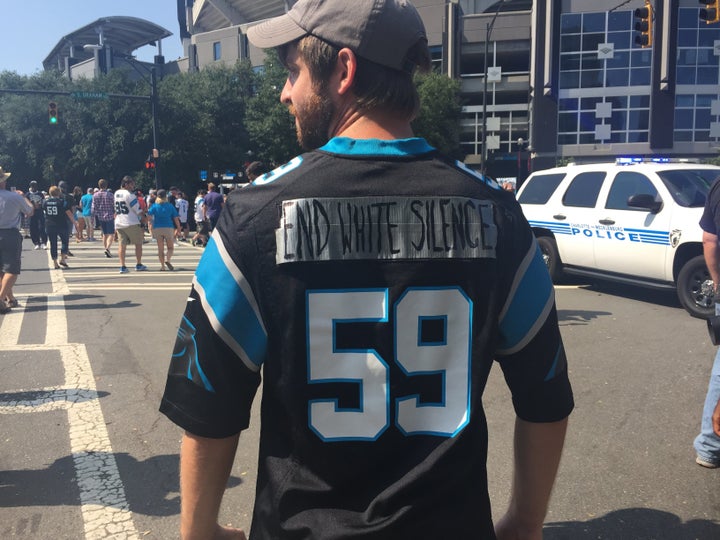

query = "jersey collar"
[319, 137, 435, 157]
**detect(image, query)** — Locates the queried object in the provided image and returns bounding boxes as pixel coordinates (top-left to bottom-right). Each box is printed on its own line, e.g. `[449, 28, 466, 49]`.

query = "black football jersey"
[160, 137, 574, 539]
[42, 197, 68, 228]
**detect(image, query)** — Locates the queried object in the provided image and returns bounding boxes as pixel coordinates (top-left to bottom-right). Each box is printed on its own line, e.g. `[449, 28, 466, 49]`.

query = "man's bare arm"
[495, 417, 569, 540]
[180, 431, 246, 540]
[702, 231, 720, 290]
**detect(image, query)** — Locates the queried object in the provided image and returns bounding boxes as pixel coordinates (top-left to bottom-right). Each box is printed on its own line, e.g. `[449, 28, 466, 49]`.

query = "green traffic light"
[48, 101, 58, 125]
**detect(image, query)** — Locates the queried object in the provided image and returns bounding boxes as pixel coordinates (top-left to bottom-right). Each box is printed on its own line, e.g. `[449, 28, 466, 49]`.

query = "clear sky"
[2, 0, 185, 75]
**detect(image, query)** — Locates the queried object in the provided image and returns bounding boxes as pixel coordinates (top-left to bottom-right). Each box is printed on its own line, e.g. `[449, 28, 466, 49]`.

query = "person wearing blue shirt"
[80, 188, 95, 241]
[147, 189, 181, 271]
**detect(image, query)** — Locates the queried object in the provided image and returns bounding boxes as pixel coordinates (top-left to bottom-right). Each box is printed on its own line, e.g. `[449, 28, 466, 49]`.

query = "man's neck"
[332, 104, 414, 141]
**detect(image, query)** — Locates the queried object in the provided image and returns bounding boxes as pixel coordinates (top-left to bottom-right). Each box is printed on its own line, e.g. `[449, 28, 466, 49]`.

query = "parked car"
[516, 161, 720, 318]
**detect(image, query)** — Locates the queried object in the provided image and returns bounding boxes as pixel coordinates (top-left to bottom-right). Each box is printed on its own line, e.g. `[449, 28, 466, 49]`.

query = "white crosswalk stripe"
[0, 239, 203, 539]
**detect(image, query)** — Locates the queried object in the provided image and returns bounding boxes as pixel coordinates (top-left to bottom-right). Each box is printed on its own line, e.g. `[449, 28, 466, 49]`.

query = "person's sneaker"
[119, 266, 129, 274]
[6, 299, 19, 308]
[42, 244, 47, 250]
[34, 244, 41, 250]
[0, 302, 10, 315]
[67, 250, 74, 257]
[165, 261, 174, 271]
[104, 249, 111, 258]
[135, 264, 148, 272]
[59, 261, 69, 268]
[696, 455, 719, 469]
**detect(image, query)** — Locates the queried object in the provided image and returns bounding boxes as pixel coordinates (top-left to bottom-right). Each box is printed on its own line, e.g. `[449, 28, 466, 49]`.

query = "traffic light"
[48, 102, 58, 125]
[634, 1, 653, 48]
[699, 1, 720, 24]
[145, 156, 156, 170]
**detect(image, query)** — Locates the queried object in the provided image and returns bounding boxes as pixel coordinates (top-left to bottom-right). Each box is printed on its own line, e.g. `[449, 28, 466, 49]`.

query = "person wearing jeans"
[696, 174, 720, 468]
[695, 347, 720, 467]
[42, 186, 75, 270]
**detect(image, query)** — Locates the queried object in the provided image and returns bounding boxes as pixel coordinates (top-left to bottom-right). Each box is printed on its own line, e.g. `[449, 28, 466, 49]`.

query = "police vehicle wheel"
[537, 236, 562, 282]
[677, 255, 714, 319]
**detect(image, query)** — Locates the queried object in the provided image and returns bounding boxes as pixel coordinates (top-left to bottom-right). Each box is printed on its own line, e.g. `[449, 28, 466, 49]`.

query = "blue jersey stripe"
[319, 137, 434, 156]
[194, 235, 268, 371]
[497, 243, 555, 355]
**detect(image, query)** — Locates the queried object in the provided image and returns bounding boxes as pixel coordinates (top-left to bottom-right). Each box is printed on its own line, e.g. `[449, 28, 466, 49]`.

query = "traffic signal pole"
[150, 67, 161, 190]
[0, 87, 161, 187]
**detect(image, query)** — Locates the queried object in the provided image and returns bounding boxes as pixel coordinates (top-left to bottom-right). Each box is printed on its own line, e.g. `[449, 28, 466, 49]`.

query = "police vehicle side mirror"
[627, 194, 662, 214]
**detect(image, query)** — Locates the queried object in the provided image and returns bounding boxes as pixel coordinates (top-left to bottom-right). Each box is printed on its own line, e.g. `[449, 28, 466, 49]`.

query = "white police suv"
[516, 161, 720, 318]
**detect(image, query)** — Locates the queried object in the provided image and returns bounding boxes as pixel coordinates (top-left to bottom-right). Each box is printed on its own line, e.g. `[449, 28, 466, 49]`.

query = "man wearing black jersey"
[160, 1, 573, 539]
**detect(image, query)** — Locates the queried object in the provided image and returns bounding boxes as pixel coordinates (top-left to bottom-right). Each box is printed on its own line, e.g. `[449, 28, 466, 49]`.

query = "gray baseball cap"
[246, 0, 427, 73]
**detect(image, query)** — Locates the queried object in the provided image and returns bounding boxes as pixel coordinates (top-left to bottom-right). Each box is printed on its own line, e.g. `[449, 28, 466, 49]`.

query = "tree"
[158, 61, 255, 192]
[412, 71, 464, 160]
[245, 48, 300, 166]
[0, 55, 466, 196]
[0, 69, 154, 190]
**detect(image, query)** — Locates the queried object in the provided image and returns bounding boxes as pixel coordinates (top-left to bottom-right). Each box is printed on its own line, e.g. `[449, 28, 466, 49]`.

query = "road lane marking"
[46, 294, 68, 344]
[0, 302, 24, 346]
[42, 254, 141, 539]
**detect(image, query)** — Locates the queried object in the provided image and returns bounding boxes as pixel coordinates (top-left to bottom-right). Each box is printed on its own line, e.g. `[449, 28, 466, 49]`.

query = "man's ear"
[334, 48, 357, 96]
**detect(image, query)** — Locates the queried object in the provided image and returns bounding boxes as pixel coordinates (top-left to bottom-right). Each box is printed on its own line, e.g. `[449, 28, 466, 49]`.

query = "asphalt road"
[1, 238, 718, 539]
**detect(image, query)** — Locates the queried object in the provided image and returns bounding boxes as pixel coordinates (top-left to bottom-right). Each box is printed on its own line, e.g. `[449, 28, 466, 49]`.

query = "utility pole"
[480, 0, 506, 176]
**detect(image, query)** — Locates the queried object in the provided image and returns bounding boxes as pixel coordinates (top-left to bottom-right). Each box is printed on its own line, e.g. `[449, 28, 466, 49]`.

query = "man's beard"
[290, 90, 335, 151]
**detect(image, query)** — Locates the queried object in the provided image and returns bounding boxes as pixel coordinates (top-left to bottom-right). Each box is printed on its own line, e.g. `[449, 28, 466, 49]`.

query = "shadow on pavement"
[63, 298, 141, 310]
[544, 508, 720, 540]
[0, 453, 242, 517]
[557, 308, 612, 326]
[561, 276, 682, 310]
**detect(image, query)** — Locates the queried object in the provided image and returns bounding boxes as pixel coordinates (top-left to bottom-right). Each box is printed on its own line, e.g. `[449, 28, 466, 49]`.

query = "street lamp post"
[121, 57, 162, 190]
[149, 66, 161, 189]
[480, 0, 506, 176]
[83, 44, 162, 189]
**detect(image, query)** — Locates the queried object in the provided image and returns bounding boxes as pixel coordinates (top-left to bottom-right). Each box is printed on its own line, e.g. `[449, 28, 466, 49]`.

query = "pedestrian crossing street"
[49, 237, 204, 292]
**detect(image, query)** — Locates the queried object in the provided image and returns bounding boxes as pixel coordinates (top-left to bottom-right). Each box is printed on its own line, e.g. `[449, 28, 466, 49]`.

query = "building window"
[557, 10, 650, 146]
[674, 8, 720, 143]
[213, 42, 222, 61]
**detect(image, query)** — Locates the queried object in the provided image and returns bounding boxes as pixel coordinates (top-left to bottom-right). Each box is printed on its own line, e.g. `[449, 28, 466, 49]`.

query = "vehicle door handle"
[553, 214, 566, 220]
[599, 219, 615, 225]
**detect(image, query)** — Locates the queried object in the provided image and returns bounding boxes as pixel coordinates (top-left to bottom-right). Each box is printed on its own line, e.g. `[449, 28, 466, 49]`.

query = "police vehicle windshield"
[657, 169, 714, 208]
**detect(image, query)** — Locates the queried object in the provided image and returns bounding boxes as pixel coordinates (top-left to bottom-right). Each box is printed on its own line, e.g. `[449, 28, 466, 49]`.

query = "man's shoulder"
[7, 191, 30, 205]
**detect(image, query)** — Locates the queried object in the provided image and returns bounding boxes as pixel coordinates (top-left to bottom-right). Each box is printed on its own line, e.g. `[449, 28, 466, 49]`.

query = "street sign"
[71, 91, 108, 100]
[199, 170, 207, 180]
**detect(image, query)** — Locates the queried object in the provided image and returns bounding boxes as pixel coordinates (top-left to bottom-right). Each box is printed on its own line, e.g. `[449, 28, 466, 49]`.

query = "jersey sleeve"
[129, 195, 142, 216]
[494, 213, 574, 423]
[160, 230, 266, 438]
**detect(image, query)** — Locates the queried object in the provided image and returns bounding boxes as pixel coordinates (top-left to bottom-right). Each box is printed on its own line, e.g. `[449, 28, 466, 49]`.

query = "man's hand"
[494, 513, 542, 540]
[213, 524, 246, 539]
